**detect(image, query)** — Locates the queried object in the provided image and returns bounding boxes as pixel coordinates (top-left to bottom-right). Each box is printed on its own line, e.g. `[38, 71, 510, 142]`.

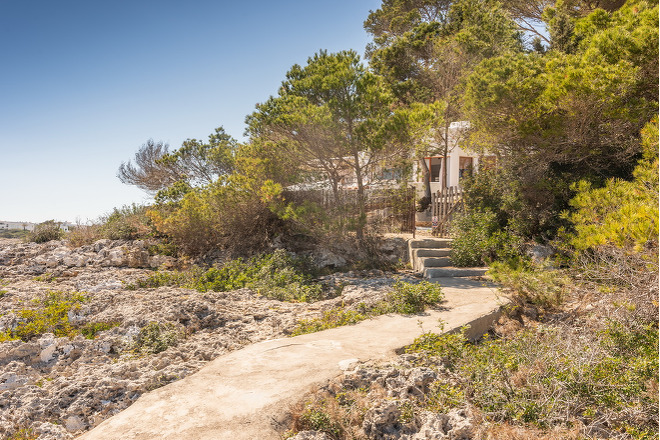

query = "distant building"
[0, 221, 75, 232]
[0, 221, 35, 231]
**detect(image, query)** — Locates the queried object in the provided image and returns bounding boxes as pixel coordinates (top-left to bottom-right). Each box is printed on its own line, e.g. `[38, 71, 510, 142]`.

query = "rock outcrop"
[0, 238, 415, 439]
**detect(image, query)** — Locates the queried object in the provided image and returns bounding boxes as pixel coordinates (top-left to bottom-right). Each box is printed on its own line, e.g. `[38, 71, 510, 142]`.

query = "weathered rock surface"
[0, 238, 414, 439]
[293, 355, 475, 439]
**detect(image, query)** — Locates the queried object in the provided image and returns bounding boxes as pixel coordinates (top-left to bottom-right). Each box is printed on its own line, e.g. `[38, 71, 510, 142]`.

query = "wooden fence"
[431, 186, 463, 237]
[282, 187, 416, 234]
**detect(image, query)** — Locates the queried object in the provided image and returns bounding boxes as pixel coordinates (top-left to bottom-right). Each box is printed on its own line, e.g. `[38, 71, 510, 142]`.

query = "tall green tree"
[366, 0, 523, 193]
[246, 50, 409, 240]
[462, 0, 658, 237]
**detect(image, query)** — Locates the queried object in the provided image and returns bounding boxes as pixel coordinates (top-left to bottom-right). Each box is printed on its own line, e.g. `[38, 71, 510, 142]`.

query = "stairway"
[409, 238, 488, 279]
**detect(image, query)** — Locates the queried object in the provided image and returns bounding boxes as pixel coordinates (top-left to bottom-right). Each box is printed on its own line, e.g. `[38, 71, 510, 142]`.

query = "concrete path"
[77, 277, 505, 440]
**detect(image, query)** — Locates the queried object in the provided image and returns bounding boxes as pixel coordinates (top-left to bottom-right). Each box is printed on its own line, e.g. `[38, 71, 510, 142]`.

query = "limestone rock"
[289, 431, 333, 440]
[0, 237, 415, 439]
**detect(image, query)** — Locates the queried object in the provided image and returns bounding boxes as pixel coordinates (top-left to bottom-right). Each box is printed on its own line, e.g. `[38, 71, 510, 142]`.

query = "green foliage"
[130, 250, 323, 303]
[80, 321, 120, 339]
[0, 291, 87, 342]
[193, 250, 323, 302]
[118, 127, 237, 199]
[488, 261, 568, 308]
[450, 209, 523, 267]
[461, 2, 658, 243]
[147, 175, 281, 257]
[566, 117, 659, 253]
[0, 229, 29, 239]
[126, 322, 183, 356]
[292, 281, 443, 335]
[0, 291, 122, 343]
[99, 204, 152, 240]
[246, 49, 408, 240]
[25, 220, 64, 243]
[297, 406, 343, 439]
[406, 329, 468, 367]
[407, 321, 659, 435]
[5, 428, 38, 440]
[292, 308, 369, 336]
[126, 269, 192, 290]
[386, 280, 444, 314]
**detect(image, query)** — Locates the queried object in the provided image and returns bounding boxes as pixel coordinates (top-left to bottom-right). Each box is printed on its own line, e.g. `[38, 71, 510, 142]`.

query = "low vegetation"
[0, 290, 119, 342]
[292, 281, 444, 335]
[127, 249, 325, 302]
[125, 322, 184, 356]
[25, 221, 65, 244]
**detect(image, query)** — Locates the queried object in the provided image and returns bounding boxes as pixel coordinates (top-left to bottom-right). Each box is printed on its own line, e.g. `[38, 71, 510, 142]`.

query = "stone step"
[424, 266, 488, 278]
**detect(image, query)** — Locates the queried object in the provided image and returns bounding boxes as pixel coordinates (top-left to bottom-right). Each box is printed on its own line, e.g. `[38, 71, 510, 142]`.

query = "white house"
[0, 221, 35, 231]
[411, 121, 494, 194]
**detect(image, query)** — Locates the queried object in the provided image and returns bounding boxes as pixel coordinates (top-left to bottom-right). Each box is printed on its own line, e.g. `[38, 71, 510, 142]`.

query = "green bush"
[292, 308, 368, 336]
[0, 291, 122, 342]
[147, 177, 282, 257]
[126, 322, 183, 355]
[100, 204, 152, 240]
[292, 281, 443, 335]
[6, 428, 38, 440]
[25, 220, 64, 243]
[488, 260, 568, 308]
[386, 280, 444, 314]
[0, 291, 87, 341]
[0, 229, 29, 239]
[130, 250, 323, 302]
[406, 321, 659, 436]
[449, 210, 523, 267]
[297, 406, 342, 439]
[566, 118, 658, 254]
[80, 321, 120, 339]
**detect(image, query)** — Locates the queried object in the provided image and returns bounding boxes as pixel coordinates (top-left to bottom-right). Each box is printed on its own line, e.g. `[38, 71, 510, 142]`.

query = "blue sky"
[0, 0, 382, 223]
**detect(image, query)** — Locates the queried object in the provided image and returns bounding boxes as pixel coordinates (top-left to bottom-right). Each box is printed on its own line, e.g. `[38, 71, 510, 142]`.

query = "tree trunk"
[353, 151, 366, 242]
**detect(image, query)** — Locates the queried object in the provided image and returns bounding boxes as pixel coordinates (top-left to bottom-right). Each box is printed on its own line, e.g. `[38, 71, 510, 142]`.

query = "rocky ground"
[0, 238, 421, 440]
[286, 353, 476, 440]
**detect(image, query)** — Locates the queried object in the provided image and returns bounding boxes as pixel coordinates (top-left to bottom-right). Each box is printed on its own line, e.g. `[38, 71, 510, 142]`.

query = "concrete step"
[412, 248, 451, 258]
[409, 238, 453, 249]
[424, 266, 488, 278]
[411, 248, 452, 271]
[421, 257, 452, 268]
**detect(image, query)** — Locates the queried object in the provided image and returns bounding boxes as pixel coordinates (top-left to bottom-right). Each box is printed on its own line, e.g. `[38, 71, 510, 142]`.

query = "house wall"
[0, 221, 35, 231]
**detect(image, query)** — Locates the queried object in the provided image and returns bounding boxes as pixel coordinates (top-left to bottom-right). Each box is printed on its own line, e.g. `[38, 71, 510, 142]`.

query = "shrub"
[99, 204, 152, 240]
[406, 321, 659, 436]
[386, 280, 444, 314]
[67, 223, 103, 247]
[126, 322, 183, 355]
[297, 406, 342, 439]
[0, 291, 123, 342]
[292, 281, 444, 335]
[450, 209, 523, 267]
[292, 308, 368, 336]
[25, 220, 64, 243]
[130, 250, 324, 302]
[80, 321, 120, 339]
[488, 261, 568, 309]
[565, 117, 658, 254]
[0, 291, 87, 341]
[6, 428, 38, 440]
[148, 177, 283, 257]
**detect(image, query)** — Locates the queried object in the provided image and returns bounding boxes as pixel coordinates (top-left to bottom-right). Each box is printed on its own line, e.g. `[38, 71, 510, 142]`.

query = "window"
[459, 157, 473, 179]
